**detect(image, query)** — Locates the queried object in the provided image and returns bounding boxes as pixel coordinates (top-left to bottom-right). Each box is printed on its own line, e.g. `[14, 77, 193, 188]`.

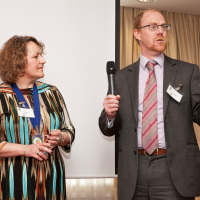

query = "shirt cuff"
[106, 116, 115, 128]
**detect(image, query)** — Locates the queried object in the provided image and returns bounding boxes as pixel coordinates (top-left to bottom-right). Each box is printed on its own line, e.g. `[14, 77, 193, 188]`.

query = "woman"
[0, 35, 75, 200]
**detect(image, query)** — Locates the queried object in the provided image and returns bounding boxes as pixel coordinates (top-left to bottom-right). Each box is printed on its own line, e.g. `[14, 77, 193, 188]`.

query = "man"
[99, 9, 200, 200]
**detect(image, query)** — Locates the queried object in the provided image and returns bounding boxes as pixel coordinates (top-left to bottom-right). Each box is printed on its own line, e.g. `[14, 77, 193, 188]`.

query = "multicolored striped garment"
[0, 83, 75, 200]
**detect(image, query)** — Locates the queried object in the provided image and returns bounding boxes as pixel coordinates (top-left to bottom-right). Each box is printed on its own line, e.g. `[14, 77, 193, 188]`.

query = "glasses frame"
[137, 24, 171, 31]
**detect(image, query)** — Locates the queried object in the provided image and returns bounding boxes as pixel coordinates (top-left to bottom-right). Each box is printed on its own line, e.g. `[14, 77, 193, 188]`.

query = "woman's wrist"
[24, 145, 28, 157]
[60, 132, 64, 144]
[66, 132, 71, 146]
[58, 131, 71, 146]
[58, 131, 65, 146]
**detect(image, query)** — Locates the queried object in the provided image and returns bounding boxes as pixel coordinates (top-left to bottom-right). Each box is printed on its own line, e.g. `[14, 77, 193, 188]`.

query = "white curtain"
[66, 178, 115, 200]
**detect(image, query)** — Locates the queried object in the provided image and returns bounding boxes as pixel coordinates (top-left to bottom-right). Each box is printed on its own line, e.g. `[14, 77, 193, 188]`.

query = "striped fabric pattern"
[0, 83, 75, 200]
[142, 61, 158, 155]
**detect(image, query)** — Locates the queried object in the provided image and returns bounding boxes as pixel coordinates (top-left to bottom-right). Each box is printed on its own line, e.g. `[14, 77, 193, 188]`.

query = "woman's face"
[24, 41, 46, 82]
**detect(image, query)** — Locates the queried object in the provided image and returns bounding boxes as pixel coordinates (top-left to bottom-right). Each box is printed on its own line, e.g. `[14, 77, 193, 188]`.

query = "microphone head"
[107, 61, 115, 75]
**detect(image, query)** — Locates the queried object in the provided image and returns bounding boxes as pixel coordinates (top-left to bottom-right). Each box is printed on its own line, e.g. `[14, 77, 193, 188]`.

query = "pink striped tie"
[142, 60, 158, 155]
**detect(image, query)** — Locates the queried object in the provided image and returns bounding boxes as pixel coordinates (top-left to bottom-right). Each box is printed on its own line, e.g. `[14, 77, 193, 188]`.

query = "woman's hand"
[24, 142, 52, 161]
[46, 129, 62, 149]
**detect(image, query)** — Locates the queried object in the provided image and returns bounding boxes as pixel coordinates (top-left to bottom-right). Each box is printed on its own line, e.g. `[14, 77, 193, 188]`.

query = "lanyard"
[11, 83, 41, 130]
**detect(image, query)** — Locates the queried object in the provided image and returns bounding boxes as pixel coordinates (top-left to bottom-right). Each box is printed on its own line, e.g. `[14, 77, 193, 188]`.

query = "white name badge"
[166, 84, 183, 103]
[17, 107, 35, 118]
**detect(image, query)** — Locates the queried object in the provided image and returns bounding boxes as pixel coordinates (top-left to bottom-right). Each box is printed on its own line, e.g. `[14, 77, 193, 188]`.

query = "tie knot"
[146, 60, 157, 71]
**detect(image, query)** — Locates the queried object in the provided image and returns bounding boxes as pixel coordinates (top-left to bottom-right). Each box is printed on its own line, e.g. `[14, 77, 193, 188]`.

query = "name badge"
[166, 84, 183, 103]
[17, 107, 35, 118]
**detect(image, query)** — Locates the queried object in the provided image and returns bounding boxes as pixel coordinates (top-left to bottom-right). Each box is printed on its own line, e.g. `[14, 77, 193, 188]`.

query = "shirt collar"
[140, 53, 164, 70]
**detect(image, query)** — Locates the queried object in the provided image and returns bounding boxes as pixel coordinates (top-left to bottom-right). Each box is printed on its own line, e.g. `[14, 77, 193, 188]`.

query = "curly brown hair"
[0, 35, 45, 84]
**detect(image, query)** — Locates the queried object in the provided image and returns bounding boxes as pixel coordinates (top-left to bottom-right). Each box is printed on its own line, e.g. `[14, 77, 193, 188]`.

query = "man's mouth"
[156, 38, 164, 42]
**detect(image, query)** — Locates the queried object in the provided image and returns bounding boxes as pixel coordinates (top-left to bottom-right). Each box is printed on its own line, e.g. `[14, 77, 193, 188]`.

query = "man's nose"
[156, 26, 164, 34]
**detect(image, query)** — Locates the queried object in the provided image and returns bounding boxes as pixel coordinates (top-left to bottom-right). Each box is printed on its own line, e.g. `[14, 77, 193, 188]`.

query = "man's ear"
[133, 29, 141, 41]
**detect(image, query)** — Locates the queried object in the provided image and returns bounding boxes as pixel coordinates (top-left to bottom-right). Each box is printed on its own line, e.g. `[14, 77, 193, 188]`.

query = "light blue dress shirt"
[138, 53, 166, 149]
[107, 53, 166, 149]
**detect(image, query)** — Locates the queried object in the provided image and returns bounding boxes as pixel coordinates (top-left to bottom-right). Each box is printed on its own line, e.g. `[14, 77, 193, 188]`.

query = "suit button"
[134, 150, 137, 155]
[134, 128, 137, 132]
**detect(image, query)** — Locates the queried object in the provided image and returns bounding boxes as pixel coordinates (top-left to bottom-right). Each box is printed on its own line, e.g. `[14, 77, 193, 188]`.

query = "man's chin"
[152, 45, 166, 53]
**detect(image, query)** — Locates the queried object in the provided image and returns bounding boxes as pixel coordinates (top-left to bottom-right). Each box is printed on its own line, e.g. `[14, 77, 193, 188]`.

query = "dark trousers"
[132, 154, 194, 200]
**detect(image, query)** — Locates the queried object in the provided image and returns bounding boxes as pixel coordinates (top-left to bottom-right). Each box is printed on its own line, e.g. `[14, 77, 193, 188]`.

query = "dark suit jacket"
[99, 55, 200, 200]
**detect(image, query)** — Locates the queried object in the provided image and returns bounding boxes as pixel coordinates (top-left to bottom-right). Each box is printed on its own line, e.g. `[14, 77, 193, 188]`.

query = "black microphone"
[107, 61, 116, 95]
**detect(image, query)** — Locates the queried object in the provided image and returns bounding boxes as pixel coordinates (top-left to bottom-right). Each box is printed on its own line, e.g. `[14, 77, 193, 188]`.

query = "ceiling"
[120, 0, 200, 16]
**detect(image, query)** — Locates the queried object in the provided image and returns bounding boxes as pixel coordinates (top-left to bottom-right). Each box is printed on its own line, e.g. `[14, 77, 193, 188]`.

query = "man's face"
[134, 11, 168, 58]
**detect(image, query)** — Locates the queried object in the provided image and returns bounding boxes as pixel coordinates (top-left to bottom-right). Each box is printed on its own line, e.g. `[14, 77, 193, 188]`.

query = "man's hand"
[103, 95, 120, 119]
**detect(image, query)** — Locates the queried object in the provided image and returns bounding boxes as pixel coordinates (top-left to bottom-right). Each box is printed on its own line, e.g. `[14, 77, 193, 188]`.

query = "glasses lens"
[149, 24, 158, 31]
[162, 24, 170, 30]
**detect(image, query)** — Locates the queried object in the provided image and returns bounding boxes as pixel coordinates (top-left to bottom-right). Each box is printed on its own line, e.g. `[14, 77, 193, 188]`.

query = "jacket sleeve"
[191, 64, 200, 125]
[56, 88, 75, 154]
[99, 109, 120, 137]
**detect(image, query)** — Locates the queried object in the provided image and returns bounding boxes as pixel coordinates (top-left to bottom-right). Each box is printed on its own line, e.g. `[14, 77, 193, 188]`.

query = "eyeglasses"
[137, 24, 171, 31]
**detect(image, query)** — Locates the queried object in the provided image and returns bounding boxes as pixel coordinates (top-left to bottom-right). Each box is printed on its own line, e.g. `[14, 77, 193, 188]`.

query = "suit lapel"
[127, 60, 140, 123]
[163, 56, 176, 117]
[126, 56, 176, 123]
